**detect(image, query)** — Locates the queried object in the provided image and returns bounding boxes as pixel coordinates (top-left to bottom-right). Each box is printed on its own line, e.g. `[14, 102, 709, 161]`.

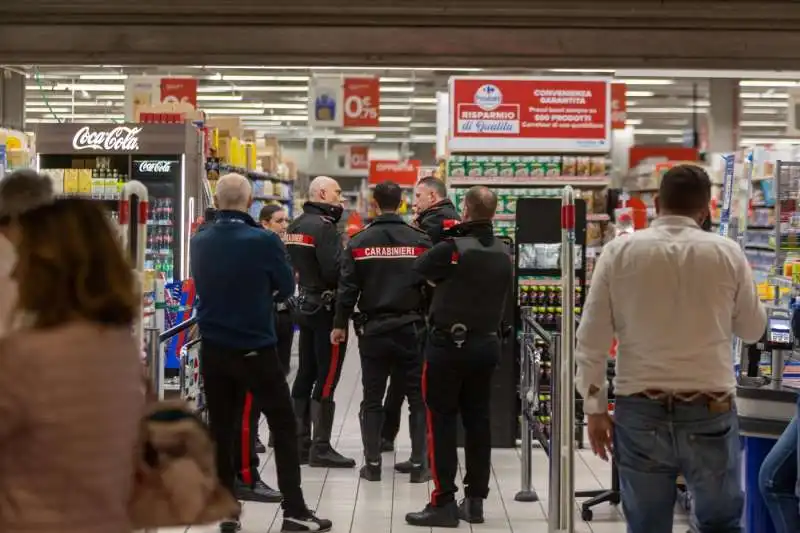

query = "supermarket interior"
[3, 2, 800, 532]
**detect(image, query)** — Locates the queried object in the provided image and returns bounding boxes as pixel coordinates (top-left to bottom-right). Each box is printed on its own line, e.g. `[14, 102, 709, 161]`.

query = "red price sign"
[349, 146, 369, 169]
[343, 77, 380, 128]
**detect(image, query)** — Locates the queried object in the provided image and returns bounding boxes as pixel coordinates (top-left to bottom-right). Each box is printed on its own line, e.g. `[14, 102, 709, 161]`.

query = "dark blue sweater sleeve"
[264, 232, 295, 299]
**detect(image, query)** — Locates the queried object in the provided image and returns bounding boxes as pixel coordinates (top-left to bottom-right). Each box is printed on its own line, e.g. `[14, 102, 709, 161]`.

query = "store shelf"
[448, 176, 610, 187]
[254, 195, 291, 203]
[219, 164, 293, 184]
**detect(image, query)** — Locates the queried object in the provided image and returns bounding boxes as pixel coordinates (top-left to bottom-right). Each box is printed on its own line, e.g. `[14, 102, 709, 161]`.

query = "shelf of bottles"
[145, 197, 176, 282]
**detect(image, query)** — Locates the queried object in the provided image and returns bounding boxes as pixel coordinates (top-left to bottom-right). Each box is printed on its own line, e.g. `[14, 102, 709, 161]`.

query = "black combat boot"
[359, 410, 384, 481]
[293, 398, 312, 465]
[407, 410, 431, 483]
[308, 400, 356, 468]
[458, 497, 484, 524]
[405, 501, 459, 528]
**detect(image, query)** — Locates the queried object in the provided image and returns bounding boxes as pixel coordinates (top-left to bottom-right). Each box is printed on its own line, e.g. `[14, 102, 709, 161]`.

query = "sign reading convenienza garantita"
[448, 77, 611, 153]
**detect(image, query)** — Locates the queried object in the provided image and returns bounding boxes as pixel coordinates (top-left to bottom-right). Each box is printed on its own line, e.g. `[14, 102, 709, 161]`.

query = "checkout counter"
[736, 306, 798, 533]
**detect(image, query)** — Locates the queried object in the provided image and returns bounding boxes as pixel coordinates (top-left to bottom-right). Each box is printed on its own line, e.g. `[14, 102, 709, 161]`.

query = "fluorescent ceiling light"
[410, 122, 436, 128]
[79, 74, 128, 80]
[54, 83, 125, 92]
[379, 104, 411, 111]
[627, 100, 709, 107]
[627, 107, 708, 114]
[200, 66, 481, 72]
[95, 94, 125, 100]
[741, 137, 800, 145]
[25, 118, 61, 123]
[198, 85, 307, 93]
[625, 118, 643, 126]
[634, 128, 684, 135]
[742, 108, 782, 115]
[740, 80, 800, 88]
[246, 115, 307, 122]
[740, 93, 789, 100]
[346, 127, 411, 133]
[741, 100, 788, 108]
[57, 113, 125, 120]
[666, 137, 685, 143]
[616, 79, 675, 86]
[379, 116, 412, 123]
[550, 69, 616, 73]
[25, 107, 71, 113]
[380, 77, 413, 83]
[625, 91, 655, 97]
[410, 134, 436, 142]
[219, 75, 310, 82]
[382, 97, 437, 105]
[380, 86, 415, 93]
[196, 94, 243, 102]
[333, 134, 376, 141]
[740, 121, 787, 127]
[203, 108, 266, 116]
[373, 137, 411, 143]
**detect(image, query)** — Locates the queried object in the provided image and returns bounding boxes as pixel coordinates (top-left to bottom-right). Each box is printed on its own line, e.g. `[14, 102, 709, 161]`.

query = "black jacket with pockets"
[286, 202, 343, 292]
[334, 213, 433, 330]
[415, 199, 461, 244]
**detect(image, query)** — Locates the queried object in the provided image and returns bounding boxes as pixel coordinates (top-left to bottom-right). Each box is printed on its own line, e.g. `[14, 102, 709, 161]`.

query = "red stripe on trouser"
[422, 361, 442, 505]
[322, 343, 341, 399]
[240, 392, 254, 485]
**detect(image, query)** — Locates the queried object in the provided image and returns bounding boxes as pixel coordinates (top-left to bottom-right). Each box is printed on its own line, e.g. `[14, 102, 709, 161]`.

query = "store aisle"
[172, 337, 691, 533]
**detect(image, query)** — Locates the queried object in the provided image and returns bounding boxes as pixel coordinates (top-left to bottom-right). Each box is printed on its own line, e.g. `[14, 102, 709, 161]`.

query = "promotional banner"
[611, 82, 627, 130]
[125, 76, 160, 121]
[161, 78, 198, 108]
[448, 77, 611, 153]
[309, 75, 380, 128]
[348, 145, 369, 169]
[368, 159, 421, 187]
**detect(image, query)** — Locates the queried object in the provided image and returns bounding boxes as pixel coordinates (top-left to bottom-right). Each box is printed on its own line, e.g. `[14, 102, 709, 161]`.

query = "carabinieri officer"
[405, 185, 512, 528]
[331, 181, 433, 484]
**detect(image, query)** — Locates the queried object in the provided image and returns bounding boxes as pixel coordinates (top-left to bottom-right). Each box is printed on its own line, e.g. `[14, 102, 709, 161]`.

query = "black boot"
[234, 477, 283, 503]
[293, 398, 312, 465]
[309, 400, 356, 468]
[219, 518, 241, 533]
[381, 439, 395, 452]
[407, 410, 431, 483]
[458, 497, 484, 524]
[405, 501, 459, 528]
[359, 410, 383, 482]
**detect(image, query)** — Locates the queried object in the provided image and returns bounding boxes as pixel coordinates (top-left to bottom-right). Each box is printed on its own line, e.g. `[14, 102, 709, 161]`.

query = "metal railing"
[144, 317, 198, 401]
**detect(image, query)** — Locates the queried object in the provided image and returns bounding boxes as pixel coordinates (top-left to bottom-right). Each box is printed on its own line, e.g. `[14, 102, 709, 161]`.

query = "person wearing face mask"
[0, 170, 54, 335]
[285, 176, 355, 468]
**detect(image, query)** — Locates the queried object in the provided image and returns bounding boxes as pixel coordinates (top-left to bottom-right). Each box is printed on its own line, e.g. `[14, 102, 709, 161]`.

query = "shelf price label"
[343, 77, 380, 128]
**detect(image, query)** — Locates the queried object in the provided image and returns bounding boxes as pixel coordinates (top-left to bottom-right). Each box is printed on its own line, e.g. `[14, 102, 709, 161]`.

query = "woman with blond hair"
[0, 198, 144, 533]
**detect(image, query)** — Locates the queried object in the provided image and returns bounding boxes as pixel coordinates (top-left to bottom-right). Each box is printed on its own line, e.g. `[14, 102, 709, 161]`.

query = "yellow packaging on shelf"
[218, 137, 231, 163]
[64, 169, 79, 194]
[230, 137, 241, 167]
[78, 169, 93, 195]
[246, 142, 257, 171]
[211, 128, 219, 152]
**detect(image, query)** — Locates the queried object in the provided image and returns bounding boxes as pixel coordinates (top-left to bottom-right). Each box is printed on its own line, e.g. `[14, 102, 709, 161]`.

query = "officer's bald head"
[309, 176, 342, 206]
[463, 186, 497, 222]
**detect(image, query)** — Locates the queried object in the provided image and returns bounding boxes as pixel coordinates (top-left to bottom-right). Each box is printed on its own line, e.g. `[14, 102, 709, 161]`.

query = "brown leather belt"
[626, 389, 734, 413]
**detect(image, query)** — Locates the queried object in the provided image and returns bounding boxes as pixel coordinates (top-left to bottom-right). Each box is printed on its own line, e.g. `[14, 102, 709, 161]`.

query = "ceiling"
[17, 65, 800, 149]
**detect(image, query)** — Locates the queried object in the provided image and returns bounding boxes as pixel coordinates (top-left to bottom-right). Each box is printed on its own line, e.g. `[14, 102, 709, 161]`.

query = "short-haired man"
[331, 181, 432, 483]
[192, 173, 331, 533]
[576, 165, 767, 533]
[381, 175, 462, 457]
[0, 169, 54, 334]
[406, 186, 512, 527]
[286, 176, 355, 468]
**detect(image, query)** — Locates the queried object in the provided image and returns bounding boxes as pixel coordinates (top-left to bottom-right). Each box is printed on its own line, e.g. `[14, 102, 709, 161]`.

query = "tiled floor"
[173, 337, 694, 533]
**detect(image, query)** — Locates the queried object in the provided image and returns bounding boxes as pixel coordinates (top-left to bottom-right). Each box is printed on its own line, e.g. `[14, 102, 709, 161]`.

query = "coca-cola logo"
[136, 160, 175, 173]
[72, 126, 142, 152]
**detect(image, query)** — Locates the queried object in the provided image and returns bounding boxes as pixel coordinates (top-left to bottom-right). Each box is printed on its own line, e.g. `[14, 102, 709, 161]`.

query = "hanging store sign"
[348, 145, 369, 169]
[368, 159, 421, 187]
[160, 78, 198, 108]
[36, 123, 191, 155]
[309, 75, 380, 128]
[448, 76, 611, 153]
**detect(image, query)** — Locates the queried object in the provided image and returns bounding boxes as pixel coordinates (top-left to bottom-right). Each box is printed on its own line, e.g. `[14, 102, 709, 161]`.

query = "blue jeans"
[614, 395, 743, 533]
[758, 412, 800, 533]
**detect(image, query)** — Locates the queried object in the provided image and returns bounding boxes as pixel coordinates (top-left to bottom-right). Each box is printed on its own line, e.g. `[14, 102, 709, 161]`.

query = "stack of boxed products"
[44, 157, 127, 200]
[448, 154, 608, 180]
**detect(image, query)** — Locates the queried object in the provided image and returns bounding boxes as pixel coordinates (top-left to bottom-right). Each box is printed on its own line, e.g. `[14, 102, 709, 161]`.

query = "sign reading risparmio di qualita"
[448, 77, 612, 153]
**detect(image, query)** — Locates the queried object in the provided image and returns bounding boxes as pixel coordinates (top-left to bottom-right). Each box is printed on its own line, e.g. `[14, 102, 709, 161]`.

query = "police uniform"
[285, 201, 355, 468]
[334, 213, 433, 483]
[406, 220, 512, 528]
[381, 198, 461, 451]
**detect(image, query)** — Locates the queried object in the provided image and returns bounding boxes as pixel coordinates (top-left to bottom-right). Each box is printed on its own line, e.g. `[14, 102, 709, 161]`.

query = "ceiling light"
[346, 127, 411, 133]
[25, 107, 71, 114]
[742, 108, 782, 115]
[549, 69, 616, 73]
[220, 75, 310, 82]
[379, 116, 412, 123]
[666, 137, 685, 144]
[410, 134, 436, 142]
[627, 107, 708, 114]
[57, 113, 125, 120]
[333, 134, 376, 141]
[380, 86, 415, 93]
[25, 118, 61, 123]
[625, 91, 655, 97]
[202, 108, 266, 115]
[625, 118, 643, 126]
[95, 94, 125, 100]
[740, 80, 800, 88]
[410, 122, 436, 128]
[52, 83, 125, 92]
[633, 128, 685, 135]
[616, 79, 675, 86]
[740, 92, 789, 100]
[740, 121, 787, 127]
[198, 85, 308, 93]
[79, 74, 128, 80]
[410, 97, 437, 104]
[379, 104, 412, 111]
[196, 94, 243, 102]
[246, 115, 308, 122]
[741, 137, 800, 145]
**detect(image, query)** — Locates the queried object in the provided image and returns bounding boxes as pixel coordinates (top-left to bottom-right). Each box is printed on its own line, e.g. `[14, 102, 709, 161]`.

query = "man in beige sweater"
[0, 170, 54, 335]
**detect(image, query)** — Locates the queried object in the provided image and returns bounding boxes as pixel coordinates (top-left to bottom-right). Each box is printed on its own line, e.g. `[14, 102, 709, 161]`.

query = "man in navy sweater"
[192, 173, 331, 533]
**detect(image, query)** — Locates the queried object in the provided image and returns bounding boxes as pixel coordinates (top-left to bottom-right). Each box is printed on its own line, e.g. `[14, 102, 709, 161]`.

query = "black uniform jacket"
[334, 213, 433, 330]
[286, 202, 343, 292]
[415, 199, 461, 244]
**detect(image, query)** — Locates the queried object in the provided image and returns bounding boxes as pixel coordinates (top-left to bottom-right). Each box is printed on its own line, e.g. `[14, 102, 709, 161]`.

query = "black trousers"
[200, 341, 306, 515]
[291, 310, 348, 402]
[381, 376, 405, 442]
[424, 331, 500, 506]
[359, 322, 425, 418]
[233, 390, 261, 485]
[276, 310, 294, 376]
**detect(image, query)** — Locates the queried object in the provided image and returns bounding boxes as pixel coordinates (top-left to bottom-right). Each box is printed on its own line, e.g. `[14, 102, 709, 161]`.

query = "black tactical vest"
[429, 236, 512, 334]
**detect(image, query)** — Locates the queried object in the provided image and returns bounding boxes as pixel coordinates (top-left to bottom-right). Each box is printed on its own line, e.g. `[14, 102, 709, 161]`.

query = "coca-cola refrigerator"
[34, 122, 206, 283]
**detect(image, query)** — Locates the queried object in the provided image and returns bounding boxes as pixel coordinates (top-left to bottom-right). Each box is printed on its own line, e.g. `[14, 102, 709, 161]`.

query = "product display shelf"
[207, 161, 295, 220]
